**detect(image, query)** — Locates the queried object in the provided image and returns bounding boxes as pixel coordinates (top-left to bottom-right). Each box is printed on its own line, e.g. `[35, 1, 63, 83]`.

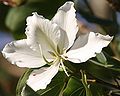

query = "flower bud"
[0, 0, 26, 7]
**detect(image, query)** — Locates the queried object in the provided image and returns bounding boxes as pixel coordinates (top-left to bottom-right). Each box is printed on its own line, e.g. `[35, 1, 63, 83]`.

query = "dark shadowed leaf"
[63, 76, 109, 96]
[63, 76, 86, 96]
[16, 69, 33, 96]
[94, 52, 120, 72]
[90, 83, 109, 96]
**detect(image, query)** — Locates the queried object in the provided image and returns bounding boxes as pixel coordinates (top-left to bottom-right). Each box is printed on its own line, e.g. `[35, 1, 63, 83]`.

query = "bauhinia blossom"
[2, 1, 113, 91]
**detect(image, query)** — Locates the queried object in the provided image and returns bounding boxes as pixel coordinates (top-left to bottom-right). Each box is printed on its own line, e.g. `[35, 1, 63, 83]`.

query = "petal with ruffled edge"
[27, 60, 60, 91]
[2, 39, 46, 68]
[52, 1, 78, 50]
[26, 12, 62, 58]
[66, 32, 113, 63]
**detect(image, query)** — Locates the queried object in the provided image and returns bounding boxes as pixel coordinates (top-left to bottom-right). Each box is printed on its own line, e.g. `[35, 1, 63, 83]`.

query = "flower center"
[43, 51, 69, 76]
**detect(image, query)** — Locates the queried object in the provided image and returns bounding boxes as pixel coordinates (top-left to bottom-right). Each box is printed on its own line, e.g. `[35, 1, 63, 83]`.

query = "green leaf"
[62, 54, 120, 90]
[92, 52, 120, 72]
[93, 52, 113, 67]
[96, 52, 107, 64]
[63, 76, 108, 96]
[64, 60, 115, 85]
[90, 83, 109, 96]
[103, 52, 120, 72]
[63, 77, 86, 96]
[16, 69, 33, 96]
[85, 60, 115, 84]
[89, 59, 113, 68]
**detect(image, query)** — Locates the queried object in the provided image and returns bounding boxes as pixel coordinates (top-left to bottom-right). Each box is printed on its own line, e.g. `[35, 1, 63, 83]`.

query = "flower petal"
[26, 12, 61, 58]
[52, 1, 78, 49]
[66, 32, 113, 63]
[2, 39, 46, 68]
[57, 28, 69, 54]
[27, 60, 60, 91]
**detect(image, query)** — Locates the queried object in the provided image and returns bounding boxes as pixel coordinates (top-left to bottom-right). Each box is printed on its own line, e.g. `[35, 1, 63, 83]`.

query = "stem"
[80, 70, 92, 96]
[87, 72, 120, 90]
[58, 77, 69, 96]
[96, 79, 120, 90]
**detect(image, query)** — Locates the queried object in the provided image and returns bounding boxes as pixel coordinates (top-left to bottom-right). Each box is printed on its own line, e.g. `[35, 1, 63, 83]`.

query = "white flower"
[2, 1, 113, 91]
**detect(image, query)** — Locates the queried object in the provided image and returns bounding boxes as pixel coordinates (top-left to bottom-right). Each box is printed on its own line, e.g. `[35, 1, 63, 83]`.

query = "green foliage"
[0, 3, 10, 31]
[16, 51, 120, 96]
[96, 52, 107, 64]
[63, 77, 86, 96]
[16, 69, 33, 96]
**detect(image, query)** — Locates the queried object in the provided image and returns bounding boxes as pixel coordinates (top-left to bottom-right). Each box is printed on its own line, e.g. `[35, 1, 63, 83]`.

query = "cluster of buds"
[0, 0, 26, 7]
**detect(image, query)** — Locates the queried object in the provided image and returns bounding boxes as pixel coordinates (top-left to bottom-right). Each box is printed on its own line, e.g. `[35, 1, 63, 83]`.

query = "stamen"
[60, 54, 68, 60]
[57, 45, 60, 54]
[38, 44, 43, 55]
[60, 59, 69, 77]
[38, 44, 53, 65]
[48, 51, 56, 57]
[43, 55, 53, 65]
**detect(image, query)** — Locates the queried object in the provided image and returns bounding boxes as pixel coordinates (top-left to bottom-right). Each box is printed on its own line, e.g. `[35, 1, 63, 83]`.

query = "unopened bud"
[0, 0, 26, 7]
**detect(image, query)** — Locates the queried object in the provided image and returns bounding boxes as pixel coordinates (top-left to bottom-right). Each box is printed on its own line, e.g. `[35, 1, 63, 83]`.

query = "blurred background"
[0, 0, 120, 96]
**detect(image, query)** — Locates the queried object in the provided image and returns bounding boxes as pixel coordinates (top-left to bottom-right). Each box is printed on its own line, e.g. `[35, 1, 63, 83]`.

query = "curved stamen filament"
[60, 59, 69, 77]
[42, 55, 53, 65]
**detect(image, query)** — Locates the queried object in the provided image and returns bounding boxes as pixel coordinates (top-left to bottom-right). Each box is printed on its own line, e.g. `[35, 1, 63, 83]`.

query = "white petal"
[26, 12, 61, 58]
[52, 1, 78, 49]
[2, 39, 46, 68]
[27, 61, 60, 91]
[70, 32, 89, 50]
[66, 32, 113, 63]
[57, 28, 69, 54]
